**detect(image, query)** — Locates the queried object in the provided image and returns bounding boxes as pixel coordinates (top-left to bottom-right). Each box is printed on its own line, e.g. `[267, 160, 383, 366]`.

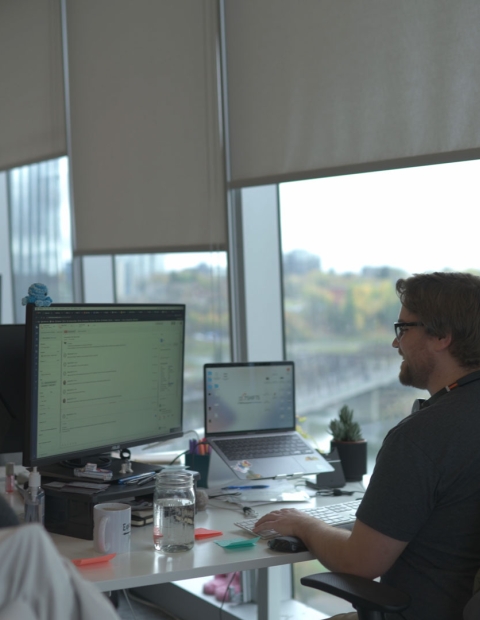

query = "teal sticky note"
[215, 537, 260, 549]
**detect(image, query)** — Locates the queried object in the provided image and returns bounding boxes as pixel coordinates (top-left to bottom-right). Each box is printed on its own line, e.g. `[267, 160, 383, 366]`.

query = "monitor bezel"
[0, 324, 26, 456]
[24, 302, 185, 468]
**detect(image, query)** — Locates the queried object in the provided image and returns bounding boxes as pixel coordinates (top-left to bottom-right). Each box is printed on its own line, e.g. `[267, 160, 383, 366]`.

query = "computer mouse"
[267, 536, 307, 553]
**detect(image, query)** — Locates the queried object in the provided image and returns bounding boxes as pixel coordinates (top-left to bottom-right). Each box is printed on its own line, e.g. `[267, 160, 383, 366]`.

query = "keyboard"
[235, 499, 361, 539]
[215, 434, 314, 461]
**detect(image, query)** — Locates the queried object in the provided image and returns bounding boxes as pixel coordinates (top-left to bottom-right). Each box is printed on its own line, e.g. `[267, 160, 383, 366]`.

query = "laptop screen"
[204, 361, 295, 436]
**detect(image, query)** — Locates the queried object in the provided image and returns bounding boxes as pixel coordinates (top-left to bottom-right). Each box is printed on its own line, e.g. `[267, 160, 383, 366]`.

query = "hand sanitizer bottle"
[24, 467, 45, 524]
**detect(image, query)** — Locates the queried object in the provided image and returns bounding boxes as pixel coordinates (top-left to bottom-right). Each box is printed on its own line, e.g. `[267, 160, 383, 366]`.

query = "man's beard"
[398, 357, 432, 390]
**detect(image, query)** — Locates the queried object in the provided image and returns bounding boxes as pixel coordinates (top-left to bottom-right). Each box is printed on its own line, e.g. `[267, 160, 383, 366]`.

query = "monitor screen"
[0, 324, 26, 458]
[24, 304, 185, 474]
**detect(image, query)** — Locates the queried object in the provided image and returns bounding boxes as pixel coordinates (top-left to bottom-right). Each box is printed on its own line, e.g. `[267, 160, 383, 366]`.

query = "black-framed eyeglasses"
[394, 321, 424, 340]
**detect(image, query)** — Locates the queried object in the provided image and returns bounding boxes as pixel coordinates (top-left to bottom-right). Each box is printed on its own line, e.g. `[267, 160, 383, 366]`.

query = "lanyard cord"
[414, 370, 480, 411]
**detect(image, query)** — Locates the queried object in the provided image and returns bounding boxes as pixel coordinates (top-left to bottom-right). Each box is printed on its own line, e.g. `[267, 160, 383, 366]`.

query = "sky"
[279, 159, 480, 276]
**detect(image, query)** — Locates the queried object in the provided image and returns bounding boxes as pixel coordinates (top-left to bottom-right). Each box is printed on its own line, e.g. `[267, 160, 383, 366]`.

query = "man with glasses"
[255, 272, 480, 620]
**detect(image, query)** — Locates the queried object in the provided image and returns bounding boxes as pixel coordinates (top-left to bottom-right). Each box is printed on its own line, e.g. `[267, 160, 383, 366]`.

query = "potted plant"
[328, 405, 367, 482]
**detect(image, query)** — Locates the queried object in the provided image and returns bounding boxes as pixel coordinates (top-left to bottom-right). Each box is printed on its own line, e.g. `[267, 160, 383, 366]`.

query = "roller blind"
[224, 0, 480, 187]
[0, 0, 66, 171]
[66, 0, 226, 255]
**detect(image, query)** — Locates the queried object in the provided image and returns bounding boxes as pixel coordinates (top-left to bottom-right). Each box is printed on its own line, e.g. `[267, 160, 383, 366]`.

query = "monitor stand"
[39, 456, 162, 483]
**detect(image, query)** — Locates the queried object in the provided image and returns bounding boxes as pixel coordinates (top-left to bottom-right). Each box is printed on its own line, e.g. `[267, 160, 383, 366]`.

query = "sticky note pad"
[72, 553, 116, 566]
[195, 528, 223, 539]
[215, 537, 260, 549]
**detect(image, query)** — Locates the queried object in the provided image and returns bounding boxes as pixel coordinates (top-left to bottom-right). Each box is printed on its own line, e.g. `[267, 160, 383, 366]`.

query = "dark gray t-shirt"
[357, 377, 480, 620]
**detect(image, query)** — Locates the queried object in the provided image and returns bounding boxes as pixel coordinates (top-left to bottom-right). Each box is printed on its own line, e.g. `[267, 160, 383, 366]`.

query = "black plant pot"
[330, 440, 367, 482]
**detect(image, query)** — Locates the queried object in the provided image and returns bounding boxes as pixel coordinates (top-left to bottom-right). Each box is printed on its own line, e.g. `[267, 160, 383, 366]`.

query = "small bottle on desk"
[24, 467, 45, 524]
[4, 462, 15, 493]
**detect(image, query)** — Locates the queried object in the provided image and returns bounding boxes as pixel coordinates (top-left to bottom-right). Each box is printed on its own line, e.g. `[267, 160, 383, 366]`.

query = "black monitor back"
[0, 324, 25, 457]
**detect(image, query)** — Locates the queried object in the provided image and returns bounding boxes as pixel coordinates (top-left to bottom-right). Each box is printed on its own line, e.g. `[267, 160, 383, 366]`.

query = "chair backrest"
[300, 572, 410, 620]
[464, 572, 480, 620]
[302, 570, 480, 620]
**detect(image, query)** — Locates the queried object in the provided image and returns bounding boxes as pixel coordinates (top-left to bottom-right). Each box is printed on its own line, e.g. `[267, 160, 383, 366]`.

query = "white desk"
[50, 499, 317, 592]
[2, 470, 362, 620]
[51, 497, 326, 620]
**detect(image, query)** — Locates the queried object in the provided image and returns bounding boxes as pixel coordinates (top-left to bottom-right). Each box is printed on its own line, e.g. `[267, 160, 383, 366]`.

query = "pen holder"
[185, 453, 210, 488]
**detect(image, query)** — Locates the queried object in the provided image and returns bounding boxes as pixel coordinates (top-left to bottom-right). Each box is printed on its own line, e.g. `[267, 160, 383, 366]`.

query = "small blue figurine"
[22, 283, 53, 307]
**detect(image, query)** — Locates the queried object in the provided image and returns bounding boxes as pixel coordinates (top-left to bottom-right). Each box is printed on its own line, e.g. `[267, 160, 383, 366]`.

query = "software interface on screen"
[205, 363, 295, 435]
[26, 305, 185, 465]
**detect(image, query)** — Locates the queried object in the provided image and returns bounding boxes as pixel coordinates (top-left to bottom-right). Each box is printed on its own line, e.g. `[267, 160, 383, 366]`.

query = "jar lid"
[156, 469, 194, 487]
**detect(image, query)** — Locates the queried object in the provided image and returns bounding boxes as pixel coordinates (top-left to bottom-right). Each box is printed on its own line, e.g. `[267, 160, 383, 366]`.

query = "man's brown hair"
[396, 272, 480, 369]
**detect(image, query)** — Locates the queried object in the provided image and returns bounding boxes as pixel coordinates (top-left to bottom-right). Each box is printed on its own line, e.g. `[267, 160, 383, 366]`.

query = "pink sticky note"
[72, 553, 116, 566]
[195, 528, 223, 539]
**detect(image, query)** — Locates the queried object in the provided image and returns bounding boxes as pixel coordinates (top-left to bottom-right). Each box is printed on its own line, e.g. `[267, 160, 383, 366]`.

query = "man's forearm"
[290, 518, 362, 575]
[290, 516, 407, 579]
[255, 509, 407, 579]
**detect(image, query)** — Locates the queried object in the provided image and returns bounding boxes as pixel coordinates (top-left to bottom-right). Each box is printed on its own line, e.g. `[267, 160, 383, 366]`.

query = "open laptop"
[204, 361, 334, 480]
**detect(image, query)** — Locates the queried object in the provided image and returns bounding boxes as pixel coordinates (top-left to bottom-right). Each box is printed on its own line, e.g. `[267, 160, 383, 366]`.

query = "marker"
[221, 485, 270, 490]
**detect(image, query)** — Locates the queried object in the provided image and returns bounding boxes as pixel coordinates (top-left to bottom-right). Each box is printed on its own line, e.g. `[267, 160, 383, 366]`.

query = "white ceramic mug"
[93, 502, 131, 554]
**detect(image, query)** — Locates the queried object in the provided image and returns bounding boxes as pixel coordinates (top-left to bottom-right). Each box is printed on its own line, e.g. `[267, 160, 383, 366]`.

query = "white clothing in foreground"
[0, 524, 119, 620]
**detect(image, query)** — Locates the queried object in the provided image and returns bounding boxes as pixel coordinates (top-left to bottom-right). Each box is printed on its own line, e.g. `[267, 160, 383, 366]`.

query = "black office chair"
[300, 572, 410, 620]
[301, 571, 480, 620]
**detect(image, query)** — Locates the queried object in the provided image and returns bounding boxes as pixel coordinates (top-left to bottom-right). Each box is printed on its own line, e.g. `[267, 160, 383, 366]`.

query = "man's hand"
[254, 508, 317, 538]
[254, 508, 408, 580]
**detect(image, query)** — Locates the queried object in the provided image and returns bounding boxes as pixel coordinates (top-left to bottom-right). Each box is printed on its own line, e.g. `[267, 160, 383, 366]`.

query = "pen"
[136, 474, 156, 486]
[118, 472, 157, 485]
[221, 485, 270, 490]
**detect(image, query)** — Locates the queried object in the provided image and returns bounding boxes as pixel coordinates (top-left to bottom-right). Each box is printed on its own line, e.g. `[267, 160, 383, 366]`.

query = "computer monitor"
[23, 303, 185, 479]
[0, 324, 26, 461]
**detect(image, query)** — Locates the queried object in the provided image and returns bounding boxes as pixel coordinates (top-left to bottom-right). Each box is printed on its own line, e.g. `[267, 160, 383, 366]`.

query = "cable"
[167, 434, 212, 467]
[168, 440, 210, 466]
[121, 589, 136, 619]
[168, 449, 189, 466]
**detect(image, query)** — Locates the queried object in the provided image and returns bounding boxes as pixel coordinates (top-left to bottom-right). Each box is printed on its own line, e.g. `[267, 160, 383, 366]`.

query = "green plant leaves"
[328, 405, 364, 442]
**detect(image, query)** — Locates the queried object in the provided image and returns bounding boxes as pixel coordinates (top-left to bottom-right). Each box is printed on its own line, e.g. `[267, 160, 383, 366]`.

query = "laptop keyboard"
[235, 500, 360, 539]
[215, 434, 314, 461]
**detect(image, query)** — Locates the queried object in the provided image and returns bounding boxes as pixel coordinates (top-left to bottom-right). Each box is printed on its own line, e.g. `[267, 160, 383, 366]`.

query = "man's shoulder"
[425, 378, 480, 421]
[383, 382, 480, 462]
[399, 380, 480, 427]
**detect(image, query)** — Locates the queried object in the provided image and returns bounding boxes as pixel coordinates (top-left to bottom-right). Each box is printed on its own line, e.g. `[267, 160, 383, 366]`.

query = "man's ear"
[433, 333, 452, 353]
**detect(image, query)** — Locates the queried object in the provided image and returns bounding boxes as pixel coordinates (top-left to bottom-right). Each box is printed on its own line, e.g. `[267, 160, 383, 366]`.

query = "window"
[279, 159, 480, 614]
[7, 157, 73, 322]
[280, 160, 480, 463]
